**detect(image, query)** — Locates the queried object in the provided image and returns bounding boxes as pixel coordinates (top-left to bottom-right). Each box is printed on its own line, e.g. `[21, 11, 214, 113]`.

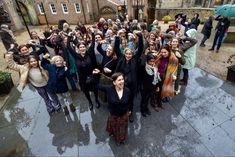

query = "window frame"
[61, 3, 69, 14]
[74, 3, 81, 13]
[49, 3, 57, 14]
[37, 3, 44, 15]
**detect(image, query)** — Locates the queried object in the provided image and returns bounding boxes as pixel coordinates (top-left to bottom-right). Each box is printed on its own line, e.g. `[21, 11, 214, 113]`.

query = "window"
[49, 4, 57, 14]
[37, 3, 44, 14]
[74, 3, 81, 13]
[61, 3, 68, 14]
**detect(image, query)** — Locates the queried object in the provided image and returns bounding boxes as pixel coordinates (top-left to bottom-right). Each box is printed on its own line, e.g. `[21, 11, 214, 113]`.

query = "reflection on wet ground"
[0, 68, 235, 157]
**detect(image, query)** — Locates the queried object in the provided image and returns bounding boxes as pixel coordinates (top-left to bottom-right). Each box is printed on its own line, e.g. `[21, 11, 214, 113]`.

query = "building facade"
[33, 0, 122, 25]
[127, 0, 235, 20]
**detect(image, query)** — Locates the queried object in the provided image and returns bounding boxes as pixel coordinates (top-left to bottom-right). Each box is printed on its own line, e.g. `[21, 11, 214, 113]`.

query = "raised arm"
[135, 33, 144, 59]
[180, 37, 198, 51]
[5, 53, 25, 72]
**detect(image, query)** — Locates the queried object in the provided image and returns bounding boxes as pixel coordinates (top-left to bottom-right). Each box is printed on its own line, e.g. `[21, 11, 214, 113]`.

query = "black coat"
[97, 85, 131, 116]
[67, 36, 95, 91]
[201, 17, 213, 38]
[115, 34, 143, 94]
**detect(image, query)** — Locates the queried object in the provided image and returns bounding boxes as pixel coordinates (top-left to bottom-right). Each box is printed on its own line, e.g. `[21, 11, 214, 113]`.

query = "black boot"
[129, 113, 134, 123]
[89, 102, 93, 110]
[95, 99, 101, 108]
[69, 104, 76, 112]
[146, 108, 151, 115]
[63, 106, 69, 116]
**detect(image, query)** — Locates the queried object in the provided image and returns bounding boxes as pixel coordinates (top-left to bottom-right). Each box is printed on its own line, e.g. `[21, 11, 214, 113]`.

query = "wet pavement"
[0, 67, 235, 157]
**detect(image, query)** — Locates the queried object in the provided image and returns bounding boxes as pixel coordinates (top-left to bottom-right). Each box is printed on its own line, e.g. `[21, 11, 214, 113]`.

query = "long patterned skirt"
[106, 113, 129, 142]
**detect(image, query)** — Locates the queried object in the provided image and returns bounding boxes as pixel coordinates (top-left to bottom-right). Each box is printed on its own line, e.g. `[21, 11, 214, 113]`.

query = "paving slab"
[0, 67, 235, 157]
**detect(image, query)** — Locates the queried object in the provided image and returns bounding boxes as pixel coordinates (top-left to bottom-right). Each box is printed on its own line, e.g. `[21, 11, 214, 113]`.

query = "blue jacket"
[41, 58, 70, 93]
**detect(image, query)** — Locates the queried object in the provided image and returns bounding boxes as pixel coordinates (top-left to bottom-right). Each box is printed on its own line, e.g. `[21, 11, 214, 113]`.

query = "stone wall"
[156, 8, 215, 22]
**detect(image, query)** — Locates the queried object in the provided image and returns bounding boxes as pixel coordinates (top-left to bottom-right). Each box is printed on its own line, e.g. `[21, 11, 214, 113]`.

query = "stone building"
[127, 0, 235, 20]
[33, 0, 122, 25]
[0, 0, 38, 30]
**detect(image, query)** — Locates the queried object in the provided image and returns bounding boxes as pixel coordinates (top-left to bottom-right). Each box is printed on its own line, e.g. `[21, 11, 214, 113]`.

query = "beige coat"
[5, 54, 48, 92]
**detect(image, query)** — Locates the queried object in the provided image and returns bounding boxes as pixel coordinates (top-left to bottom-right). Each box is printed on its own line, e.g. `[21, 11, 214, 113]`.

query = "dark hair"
[76, 41, 87, 48]
[28, 55, 39, 62]
[146, 53, 155, 62]
[160, 44, 172, 55]
[18, 44, 29, 52]
[111, 72, 123, 81]
[95, 33, 103, 39]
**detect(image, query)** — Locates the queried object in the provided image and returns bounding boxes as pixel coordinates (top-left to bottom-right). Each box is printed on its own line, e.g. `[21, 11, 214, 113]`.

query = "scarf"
[156, 53, 178, 98]
[145, 63, 160, 85]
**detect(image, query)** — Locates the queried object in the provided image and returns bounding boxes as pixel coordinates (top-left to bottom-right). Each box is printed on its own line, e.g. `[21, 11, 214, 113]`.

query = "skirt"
[106, 113, 129, 142]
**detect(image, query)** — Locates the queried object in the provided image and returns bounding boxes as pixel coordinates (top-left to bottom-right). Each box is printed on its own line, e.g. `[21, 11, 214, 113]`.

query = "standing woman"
[200, 16, 213, 47]
[67, 34, 100, 110]
[115, 32, 143, 122]
[93, 71, 131, 145]
[152, 45, 178, 110]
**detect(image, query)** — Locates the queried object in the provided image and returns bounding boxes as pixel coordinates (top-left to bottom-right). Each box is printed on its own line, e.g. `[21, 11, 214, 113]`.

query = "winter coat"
[41, 58, 70, 93]
[5, 53, 48, 92]
[201, 17, 213, 38]
[182, 29, 198, 70]
[115, 34, 143, 95]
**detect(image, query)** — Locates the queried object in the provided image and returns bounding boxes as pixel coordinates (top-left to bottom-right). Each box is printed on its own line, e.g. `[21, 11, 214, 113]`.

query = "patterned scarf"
[145, 63, 160, 85]
[156, 52, 178, 98]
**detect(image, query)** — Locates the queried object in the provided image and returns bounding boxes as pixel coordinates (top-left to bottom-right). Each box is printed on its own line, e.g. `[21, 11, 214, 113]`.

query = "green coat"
[182, 29, 197, 70]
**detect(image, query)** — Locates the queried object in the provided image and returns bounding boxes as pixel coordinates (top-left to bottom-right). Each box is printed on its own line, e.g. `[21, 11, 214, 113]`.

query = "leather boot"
[63, 106, 69, 116]
[69, 104, 76, 112]
[179, 77, 188, 86]
[89, 102, 93, 110]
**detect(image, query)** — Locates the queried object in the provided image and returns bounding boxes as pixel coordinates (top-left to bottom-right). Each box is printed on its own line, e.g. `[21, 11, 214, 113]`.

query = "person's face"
[20, 46, 29, 55]
[149, 44, 155, 51]
[161, 48, 169, 58]
[95, 34, 102, 43]
[113, 75, 124, 89]
[103, 25, 108, 29]
[29, 58, 38, 68]
[106, 45, 113, 57]
[55, 57, 63, 67]
[124, 50, 133, 61]
[31, 32, 38, 39]
[79, 44, 86, 55]
[150, 34, 155, 40]
[171, 38, 179, 48]
[147, 58, 155, 67]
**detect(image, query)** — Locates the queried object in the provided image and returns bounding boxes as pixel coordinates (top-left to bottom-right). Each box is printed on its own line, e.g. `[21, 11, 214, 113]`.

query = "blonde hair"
[51, 55, 64, 64]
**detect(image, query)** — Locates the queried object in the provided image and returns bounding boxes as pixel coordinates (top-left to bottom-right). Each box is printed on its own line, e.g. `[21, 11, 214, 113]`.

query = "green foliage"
[0, 71, 11, 84]
[162, 15, 171, 23]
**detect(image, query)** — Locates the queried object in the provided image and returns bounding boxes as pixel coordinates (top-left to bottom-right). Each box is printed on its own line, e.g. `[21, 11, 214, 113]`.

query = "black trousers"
[140, 89, 152, 113]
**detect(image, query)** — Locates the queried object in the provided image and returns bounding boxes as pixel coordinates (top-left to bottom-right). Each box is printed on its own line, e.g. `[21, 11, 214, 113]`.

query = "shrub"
[162, 15, 171, 23]
[0, 71, 11, 84]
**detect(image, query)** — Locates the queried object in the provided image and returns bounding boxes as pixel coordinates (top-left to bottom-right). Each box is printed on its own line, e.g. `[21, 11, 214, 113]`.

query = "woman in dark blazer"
[93, 71, 131, 146]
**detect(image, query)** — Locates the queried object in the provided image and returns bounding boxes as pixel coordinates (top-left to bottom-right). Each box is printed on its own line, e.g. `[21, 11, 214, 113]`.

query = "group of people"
[2, 14, 202, 145]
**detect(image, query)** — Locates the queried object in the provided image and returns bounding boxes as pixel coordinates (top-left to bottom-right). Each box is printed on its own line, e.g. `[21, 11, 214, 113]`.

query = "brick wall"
[33, 0, 92, 25]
